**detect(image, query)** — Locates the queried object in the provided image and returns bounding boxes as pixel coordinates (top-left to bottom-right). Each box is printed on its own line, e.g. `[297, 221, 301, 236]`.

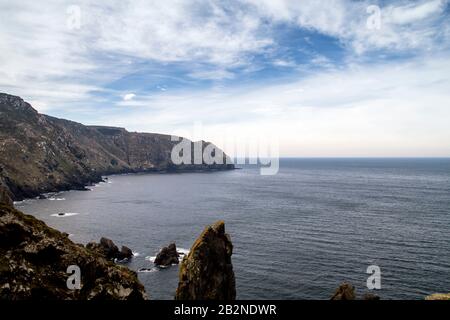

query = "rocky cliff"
[0, 93, 234, 201]
[0, 204, 147, 300]
[175, 221, 236, 300]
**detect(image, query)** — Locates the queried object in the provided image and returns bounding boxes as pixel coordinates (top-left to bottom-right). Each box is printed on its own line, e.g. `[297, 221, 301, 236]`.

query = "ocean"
[15, 158, 450, 299]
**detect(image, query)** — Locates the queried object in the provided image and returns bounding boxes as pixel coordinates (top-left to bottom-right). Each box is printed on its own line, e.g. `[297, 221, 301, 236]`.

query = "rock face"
[154, 243, 179, 266]
[0, 93, 234, 201]
[331, 283, 356, 300]
[86, 238, 133, 261]
[0, 185, 12, 207]
[175, 221, 235, 300]
[0, 204, 147, 300]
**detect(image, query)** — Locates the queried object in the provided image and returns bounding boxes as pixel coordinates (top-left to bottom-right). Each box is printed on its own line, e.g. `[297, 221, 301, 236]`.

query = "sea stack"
[154, 243, 179, 266]
[175, 221, 236, 300]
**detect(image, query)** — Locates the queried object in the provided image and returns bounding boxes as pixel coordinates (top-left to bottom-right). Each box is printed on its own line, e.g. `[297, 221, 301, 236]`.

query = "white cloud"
[95, 56, 450, 157]
[123, 93, 136, 101]
[245, 0, 449, 54]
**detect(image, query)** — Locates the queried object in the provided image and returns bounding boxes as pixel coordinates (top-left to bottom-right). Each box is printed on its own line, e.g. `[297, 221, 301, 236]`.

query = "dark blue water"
[15, 158, 450, 299]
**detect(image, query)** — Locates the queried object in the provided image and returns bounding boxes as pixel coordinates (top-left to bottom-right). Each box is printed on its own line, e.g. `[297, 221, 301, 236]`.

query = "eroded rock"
[154, 243, 179, 266]
[175, 221, 235, 300]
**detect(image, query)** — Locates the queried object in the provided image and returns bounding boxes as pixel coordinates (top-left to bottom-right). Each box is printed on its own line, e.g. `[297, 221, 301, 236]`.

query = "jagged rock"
[0, 204, 147, 300]
[86, 238, 133, 261]
[425, 293, 450, 300]
[154, 243, 179, 266]
[119, 246, 133, 260]
[362, 292, 380, 300]
[175, 221, 235, 300]
[331, 282, 356, 300]
[100, 237, 120, 259]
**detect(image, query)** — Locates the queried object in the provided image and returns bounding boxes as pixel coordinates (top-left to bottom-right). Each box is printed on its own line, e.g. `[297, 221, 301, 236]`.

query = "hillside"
[0, 93, 234, 200]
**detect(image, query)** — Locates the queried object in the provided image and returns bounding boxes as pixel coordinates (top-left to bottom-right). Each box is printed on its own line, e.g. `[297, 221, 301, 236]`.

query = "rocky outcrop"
[175, 221, 235, 300]
[0, 92, 234, 201]
[86, 237, 133, 261]
[154, 243, 179, 266]
[331, 283, 356, 300]
[0, 204, 147, 300]
[0, 185, 12, 207]
[425, 293, 450, 300]
[331, 283, 381, 300]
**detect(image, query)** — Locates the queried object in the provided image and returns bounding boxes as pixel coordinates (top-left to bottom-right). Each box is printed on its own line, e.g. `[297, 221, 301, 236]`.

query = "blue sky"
[1, 0, 450, 156]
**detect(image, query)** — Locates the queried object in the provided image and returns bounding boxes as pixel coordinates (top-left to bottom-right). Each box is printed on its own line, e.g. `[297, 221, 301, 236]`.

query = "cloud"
[94, 56, 450, 157]
[245, 0, 449, 54]
[0, 1, 449, 156]
[123, 93, 136, 101]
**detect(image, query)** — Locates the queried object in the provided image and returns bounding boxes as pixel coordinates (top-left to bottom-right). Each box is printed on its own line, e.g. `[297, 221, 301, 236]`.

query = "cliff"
[0, 204, 147, 300]
[0, 93, 234, 201]
[175, 221, 236, 300]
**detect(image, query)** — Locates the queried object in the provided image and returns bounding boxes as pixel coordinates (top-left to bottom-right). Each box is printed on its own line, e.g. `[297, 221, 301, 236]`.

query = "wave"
[48, 197, 66, 201]
[138, 267, 158, 273]
[50, 212, 80, 217]
[177, 248, 190, 256]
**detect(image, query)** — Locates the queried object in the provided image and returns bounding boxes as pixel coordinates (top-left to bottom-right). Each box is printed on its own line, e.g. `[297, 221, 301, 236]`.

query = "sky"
[0, 0, 449, 157]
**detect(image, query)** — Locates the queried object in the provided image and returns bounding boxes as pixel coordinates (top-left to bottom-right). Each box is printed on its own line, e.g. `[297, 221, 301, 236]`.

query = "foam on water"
[50, 212, 80, 217]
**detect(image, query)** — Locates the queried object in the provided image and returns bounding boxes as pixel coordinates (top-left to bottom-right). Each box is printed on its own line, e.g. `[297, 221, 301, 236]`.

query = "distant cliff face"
[0, 93, 233, 200]
[176, 221, 236, 300]
[0, 204, 147, 300]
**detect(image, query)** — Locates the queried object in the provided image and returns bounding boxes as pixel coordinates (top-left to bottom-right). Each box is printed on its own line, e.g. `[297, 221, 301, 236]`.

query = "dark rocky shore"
[0, 202, 147, 300]
[0, 93, 234, 201]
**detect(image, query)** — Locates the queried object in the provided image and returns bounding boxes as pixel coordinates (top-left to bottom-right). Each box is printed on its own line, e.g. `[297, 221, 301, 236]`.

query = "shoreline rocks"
[175, 221, 236, 300]
[154, 243, 179, 267]
[0, 204, 147, 300]
[86, 237, 133, 261]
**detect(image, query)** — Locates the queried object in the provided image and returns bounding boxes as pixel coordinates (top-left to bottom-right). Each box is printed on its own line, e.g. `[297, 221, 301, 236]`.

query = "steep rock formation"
[0, 204, 147, 300]
[154, 243, 179, 266]
[175, 221, 235, 300]
[0, 93, 234, 201]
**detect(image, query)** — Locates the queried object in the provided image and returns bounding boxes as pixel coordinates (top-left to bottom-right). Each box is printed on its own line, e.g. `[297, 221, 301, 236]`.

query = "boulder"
[175, 221, 236, 300]
[154, 243, 179, 266]
[331, 282, 356, 300]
